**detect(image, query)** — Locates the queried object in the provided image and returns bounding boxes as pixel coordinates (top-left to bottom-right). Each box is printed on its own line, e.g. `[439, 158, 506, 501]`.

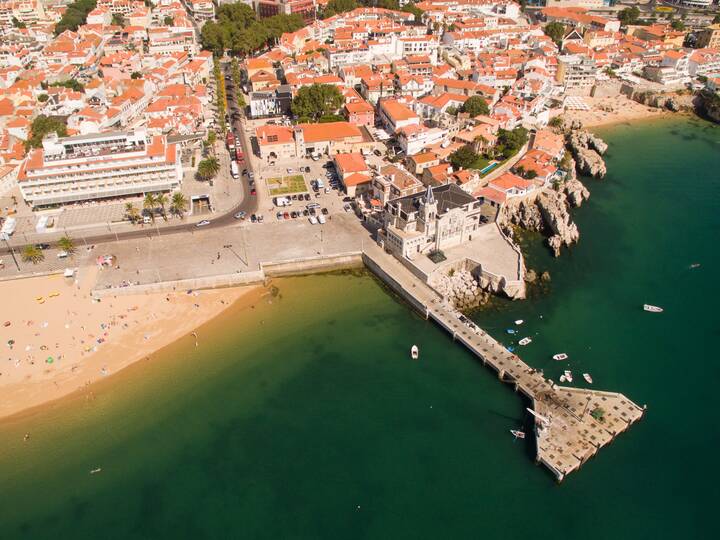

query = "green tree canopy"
[449, 145, 480, 170]
[111, 13, 126, 27]
[164, 15, 174, 26]
[495, 127, 529, 160]
[544, 22, 565, 45]
[26, 116, 68, 149]
[323, 0, 359, 17]
[670, 19, 685, 31]
[291, 84, 344, 122]
[49, 80, 84, 92]
[461, 95, 490, 117]
[54, 0, 97, 35]
[618, 6, 640, 26]
[200, 3, 304, 56]
[12, 16, 27, 29]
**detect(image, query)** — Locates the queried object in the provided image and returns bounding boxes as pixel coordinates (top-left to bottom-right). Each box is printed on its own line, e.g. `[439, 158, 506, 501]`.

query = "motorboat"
[514, 319, 524, 325]
[643, 304, 663, 313]
[510, 430, 526, 439]
[563, 370, 573, 383]
[552, 353, 568, 361]
[410, 345, 419, 360]
[90, 468, 102, 474]
[506, 329, 516, 334]
[583, 373, 593, 384]
[689, 263, 701, 269]
[559, 374, 566, 383]
[518, 337, 532, 346]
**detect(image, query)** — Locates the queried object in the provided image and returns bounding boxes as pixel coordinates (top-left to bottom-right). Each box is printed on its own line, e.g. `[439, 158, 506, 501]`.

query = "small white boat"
[559, 375, 566, 383]
[90, 468, 102, 475]
[563, 370, 573, 383]
[514, 319, 524, 325]
[410, 345, 419, 360]
[583, 373, 593, 384]
[510, 429, 525, 439]
[553, 353, 568, 361]
[643, 304, 663, 313]
[689, 263, 701, 269]
[518, 337, 532, 346]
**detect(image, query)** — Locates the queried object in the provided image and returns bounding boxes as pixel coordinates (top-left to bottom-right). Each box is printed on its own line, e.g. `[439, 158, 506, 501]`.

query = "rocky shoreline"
[498, 124, 605, 259]
[436, 125, 608, 311]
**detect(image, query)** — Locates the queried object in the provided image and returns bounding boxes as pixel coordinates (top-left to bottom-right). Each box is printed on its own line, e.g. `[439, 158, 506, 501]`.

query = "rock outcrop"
[696, 90, 720, 124]
[561, 157, 590, 207]
[536, 191, 580, 257]
[431, 269, 490, 310]
[567, 129, 607, 178]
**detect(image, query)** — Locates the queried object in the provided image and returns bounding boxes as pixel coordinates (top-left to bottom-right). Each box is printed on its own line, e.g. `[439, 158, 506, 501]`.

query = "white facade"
[18, 130, 182, 207]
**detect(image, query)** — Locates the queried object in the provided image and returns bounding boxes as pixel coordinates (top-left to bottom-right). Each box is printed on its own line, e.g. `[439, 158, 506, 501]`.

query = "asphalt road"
[0, 63, 257, 256]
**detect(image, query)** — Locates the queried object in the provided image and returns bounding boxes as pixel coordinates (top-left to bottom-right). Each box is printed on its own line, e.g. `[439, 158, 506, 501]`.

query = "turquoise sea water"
[0, 117, 718, 539]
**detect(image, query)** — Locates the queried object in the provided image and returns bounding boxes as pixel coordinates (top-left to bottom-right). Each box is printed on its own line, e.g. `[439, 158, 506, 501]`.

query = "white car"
[309, 216, 318, 225]
[196, 220, 211, 227]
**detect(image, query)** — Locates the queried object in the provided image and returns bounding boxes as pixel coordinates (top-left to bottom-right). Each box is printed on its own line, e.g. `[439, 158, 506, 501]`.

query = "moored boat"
[410, 345, 419, 360]
[90, 468, 102, 474]
[553, 353, 568, 361]
[514, 319, 524, 325]
[563, 370, 573, 383]
[510, 429, 526, 439]
[583, 373, 593, 384]
[518, 337, 532, 346]
[643, 304, 663, 313]
[506, 329, 516, 334]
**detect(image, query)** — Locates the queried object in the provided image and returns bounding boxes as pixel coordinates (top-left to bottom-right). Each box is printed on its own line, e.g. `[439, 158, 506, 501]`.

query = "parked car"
[342, 197, 353, 203]
[234, 211, 246, 220]
[321, 208, 329, 215]
[291, 211, 297, 218]
[276, 212, 283, 220]
[250, 214, 257, 223]
[373, 149, 382, 157]
[304, 193, 311, 201]
[196, 220, 211, 227]
[283, 212, 290, 219]
[35, 243, 51, 250]
[302, 209, 309, 216]
[250, 188, 256, 195]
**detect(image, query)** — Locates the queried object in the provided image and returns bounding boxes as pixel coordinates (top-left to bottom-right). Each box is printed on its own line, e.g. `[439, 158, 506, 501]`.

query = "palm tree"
[58, 236, 75, 255]
[197, 157, 220, 181]
[125, 202, 140, 223]
[21, 245, 44, 264]
[143, 193, 157, 223]
[170, 192, 189, 218]
[156, 193, 168, 220]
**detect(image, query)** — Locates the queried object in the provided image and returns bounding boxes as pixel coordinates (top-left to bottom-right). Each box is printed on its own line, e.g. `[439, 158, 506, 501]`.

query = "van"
[57, 251, 69, 259]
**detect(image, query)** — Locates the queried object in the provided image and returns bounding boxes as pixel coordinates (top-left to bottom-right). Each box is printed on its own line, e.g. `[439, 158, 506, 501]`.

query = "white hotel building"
[18, 129, 182, 207]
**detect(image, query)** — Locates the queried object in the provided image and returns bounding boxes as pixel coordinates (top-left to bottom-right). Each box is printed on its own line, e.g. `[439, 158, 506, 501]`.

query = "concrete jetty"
[362, 242, 645, 482]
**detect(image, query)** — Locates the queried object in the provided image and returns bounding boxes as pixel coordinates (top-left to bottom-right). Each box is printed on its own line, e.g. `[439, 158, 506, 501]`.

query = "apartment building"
[556, 54, 596, 95]
[17, 129, 182, 207]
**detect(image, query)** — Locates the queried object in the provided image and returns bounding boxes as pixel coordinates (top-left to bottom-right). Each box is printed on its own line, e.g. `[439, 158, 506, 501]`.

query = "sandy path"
[0, 264, 257, 420]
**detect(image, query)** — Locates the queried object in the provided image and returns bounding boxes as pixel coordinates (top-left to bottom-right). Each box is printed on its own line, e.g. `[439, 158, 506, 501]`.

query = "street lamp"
[2, 236, 20, 272]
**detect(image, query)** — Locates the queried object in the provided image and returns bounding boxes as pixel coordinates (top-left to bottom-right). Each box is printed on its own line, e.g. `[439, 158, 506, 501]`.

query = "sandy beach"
[564, 95, 672, 128]
[0, 265, 259, 420]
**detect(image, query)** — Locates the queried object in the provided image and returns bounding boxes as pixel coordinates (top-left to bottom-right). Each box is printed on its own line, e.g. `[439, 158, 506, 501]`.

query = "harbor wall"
[362, 252, 430, 316]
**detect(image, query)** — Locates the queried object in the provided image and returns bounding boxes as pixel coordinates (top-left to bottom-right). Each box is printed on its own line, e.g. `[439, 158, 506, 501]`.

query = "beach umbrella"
[7, 339, 14, 347]
[46, 356, 53, 364]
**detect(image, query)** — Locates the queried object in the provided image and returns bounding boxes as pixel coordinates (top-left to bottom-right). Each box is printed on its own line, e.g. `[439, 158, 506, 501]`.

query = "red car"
[250, 188, 256, 195]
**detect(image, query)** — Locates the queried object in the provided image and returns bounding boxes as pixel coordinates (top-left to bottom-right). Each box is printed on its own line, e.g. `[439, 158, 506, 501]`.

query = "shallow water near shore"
[0, 117, 718, 538]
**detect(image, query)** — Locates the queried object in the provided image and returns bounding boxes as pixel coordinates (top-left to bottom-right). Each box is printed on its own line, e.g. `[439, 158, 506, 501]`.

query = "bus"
[230, 161, 239, 179]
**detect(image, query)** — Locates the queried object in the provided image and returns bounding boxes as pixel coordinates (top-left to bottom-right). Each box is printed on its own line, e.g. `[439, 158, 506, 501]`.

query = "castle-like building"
[379, 184, 483, 258]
